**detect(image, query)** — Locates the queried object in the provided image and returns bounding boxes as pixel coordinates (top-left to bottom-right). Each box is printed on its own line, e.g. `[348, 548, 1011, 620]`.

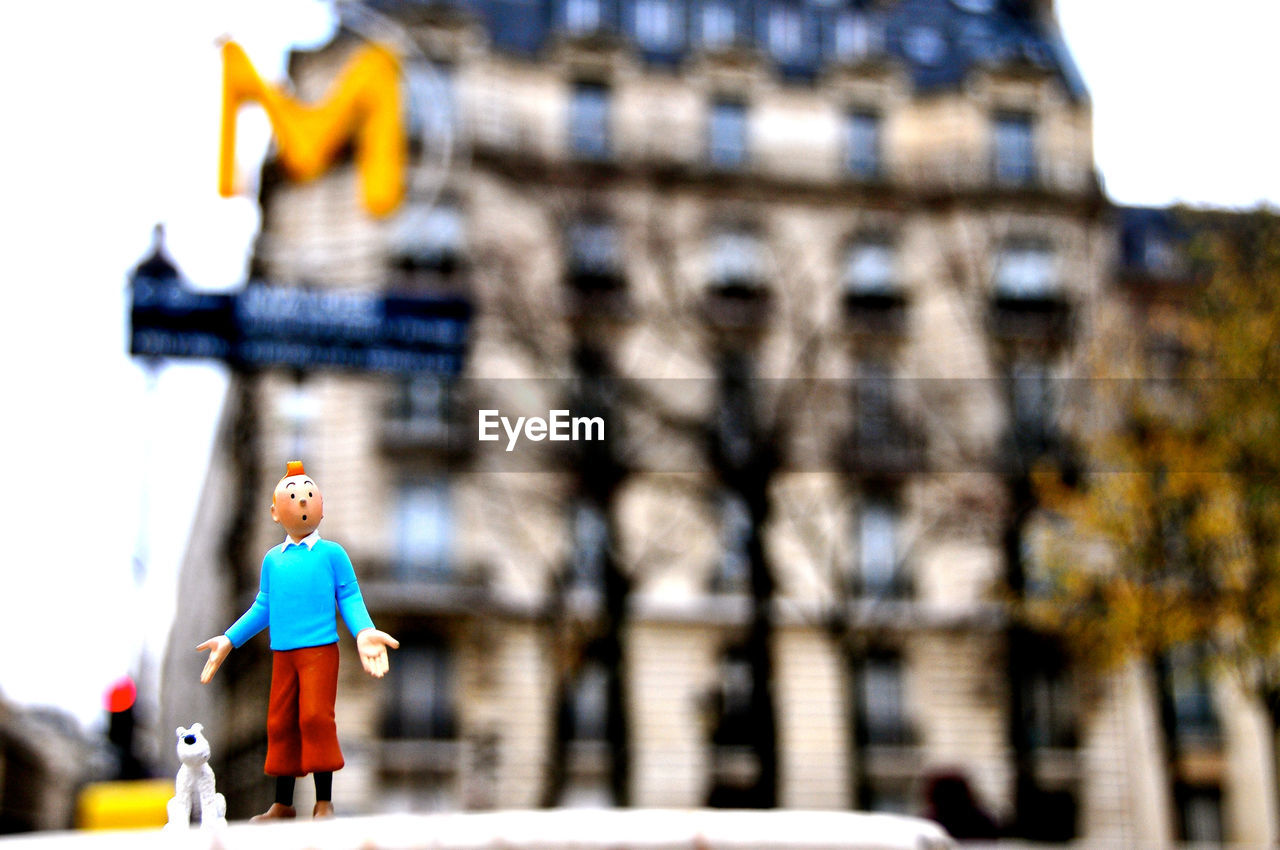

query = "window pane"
[843, 240, 895, 294]
[716, 492, 752, 592]
[709, 101, 748, 169]
[397, 479, 453, 577]
[404, 62, 454, 140]
[569, 218, 620, 276]
[845, 111, 881, 178]
[1010, 359, 1052, 444]
[634, 0, 683, 50]
[766, 6, 804, 62]
[386, 643, 455, 739]
[832, 12, 878, 62]
[996, 242, 1056, 298]
[572, 501, 608, 590]
[390, 202, 464, 267]
[701, 2, 736, 47]
[710, 229, 761, 285]
[570, 83, 611, 159]
[855, 360, 894, 442]
[565, 0, 603, 33]
[860, 656, 908, 744]
[570, 660, 610, 740]
[994, 113, 1035, 184]
[859, 501, 897, 595]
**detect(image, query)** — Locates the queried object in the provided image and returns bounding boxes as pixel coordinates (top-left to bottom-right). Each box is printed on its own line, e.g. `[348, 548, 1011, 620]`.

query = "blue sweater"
[225, 537, 375, 651]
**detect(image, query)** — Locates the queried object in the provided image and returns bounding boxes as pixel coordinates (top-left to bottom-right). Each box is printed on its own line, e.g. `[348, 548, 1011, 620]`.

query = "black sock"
[275, 776, 296, 807]
[315, 771, 333, 803]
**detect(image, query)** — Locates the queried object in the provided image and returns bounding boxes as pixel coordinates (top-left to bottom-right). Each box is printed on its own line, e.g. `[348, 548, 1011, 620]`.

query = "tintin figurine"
[197, 460, 399, 821]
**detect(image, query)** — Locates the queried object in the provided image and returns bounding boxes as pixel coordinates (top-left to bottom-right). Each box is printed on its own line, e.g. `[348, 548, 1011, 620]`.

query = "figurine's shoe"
[250, 803, 297, 822]
[313, 801, 335, 819]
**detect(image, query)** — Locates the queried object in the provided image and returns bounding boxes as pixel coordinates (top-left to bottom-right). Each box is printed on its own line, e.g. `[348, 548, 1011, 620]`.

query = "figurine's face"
[271, 473, 324, 541]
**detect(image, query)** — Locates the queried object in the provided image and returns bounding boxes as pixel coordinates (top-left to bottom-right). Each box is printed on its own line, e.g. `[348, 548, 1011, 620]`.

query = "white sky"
[1, 0, 1277, 732]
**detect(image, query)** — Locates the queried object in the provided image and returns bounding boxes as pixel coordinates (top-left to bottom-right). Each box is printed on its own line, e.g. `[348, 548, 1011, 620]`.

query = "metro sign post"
[129, 30, 468, 377]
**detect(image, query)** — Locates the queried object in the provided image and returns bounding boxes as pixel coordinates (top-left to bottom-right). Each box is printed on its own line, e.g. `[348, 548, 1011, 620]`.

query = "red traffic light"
[105, 676, 137, 714]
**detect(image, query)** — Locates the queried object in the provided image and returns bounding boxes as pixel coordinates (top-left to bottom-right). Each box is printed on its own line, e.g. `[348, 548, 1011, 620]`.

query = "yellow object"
[219, 39, 406, 217]
[76, 779, 173, 831]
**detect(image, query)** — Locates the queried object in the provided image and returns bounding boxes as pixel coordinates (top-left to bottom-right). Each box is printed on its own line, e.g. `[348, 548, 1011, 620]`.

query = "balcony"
[702, 280, 772, 329]
[379, 379, 470, 455]
[990, 293, 1072, 344]
[844, 420, 926, 479]
[843, 291, 909, 337]
[463, 99, 1099, 199]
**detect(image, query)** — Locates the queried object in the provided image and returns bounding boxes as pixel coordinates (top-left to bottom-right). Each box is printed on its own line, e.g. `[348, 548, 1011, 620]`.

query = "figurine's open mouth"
[302, 515, 308, 521]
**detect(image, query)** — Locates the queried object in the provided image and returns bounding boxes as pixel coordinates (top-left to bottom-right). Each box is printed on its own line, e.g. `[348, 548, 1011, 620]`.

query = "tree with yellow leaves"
[1033, 208, 1280, 833]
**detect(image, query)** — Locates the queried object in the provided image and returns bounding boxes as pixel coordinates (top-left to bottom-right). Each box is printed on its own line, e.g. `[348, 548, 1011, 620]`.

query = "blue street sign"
[129, 275, 470, 376]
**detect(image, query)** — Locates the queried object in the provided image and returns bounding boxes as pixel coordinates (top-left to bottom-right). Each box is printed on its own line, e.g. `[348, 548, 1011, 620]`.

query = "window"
[567, 216, 622, 291]
[569, 82, 611, 159]
[633, 0, 683, 50]
[394, 373, 453, 430]
[709, 227, 763, 290]
[844, 111, 882, 179]
[765, 5, 805, 63]
[395, 478, 453, 579]
[995, 240, 1056, 299]
[832, 12, 877, 61]
[712, 647, 755, 746]
[708, 100, 748, 170]
[714, 491, 752, 593]
[854, 359, 896, 445]
[1009, 358, 1054, 452]
[857, 498, 900, 597]
[567, 658, 610, 741]
[383, 639, 456, 739]
[856, 653, 912, 745]
[843, 238, 896, 296]
[565, 0, 603, 33]
[1166, 643, 1220, 745]
[700, 1, 737, 48]
[1022, 644, 1077, 749]
[571, 501, 608, 592]
[1177, 785, 1223, 844]
[993, 112, 1036, 185]
[390, 201, 465, 276]
[404, 62, 454, 141]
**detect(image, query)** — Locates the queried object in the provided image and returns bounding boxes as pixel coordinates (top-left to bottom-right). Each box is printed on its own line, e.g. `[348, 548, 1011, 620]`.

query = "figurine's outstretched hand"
[356, 628, 400, 678]
[197, 635, 233, 684]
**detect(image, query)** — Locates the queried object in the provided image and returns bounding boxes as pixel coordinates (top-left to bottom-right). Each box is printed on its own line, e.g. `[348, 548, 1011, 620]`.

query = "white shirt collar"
[280, 530, 322, 552]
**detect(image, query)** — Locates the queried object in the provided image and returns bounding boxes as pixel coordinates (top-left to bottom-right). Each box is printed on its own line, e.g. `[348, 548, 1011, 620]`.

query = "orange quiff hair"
[271, 460, 309, 506]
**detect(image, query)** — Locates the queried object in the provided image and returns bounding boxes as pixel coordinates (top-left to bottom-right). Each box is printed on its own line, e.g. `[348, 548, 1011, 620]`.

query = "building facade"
[160, 0, 1275, 843]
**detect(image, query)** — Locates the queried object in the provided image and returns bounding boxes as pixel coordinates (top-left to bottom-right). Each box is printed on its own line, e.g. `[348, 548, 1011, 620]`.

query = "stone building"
[160, 0, 1274, 843]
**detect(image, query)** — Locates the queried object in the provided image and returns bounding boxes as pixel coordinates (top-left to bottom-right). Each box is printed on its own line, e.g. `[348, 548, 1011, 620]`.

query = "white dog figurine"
[166, 723, 227, 830]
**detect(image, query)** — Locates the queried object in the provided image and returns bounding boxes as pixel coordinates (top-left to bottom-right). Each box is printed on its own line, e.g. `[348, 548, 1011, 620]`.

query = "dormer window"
[565, 0, 604, 34]
[832, 12, 877, 63]
[700, 2, 737, 48]
[633, 0, 683, 50]
[766, 5, 805, 63]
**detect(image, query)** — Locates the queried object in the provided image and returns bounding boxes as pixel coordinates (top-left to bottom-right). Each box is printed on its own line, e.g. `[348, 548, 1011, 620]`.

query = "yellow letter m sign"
[219, 40, 405, 217]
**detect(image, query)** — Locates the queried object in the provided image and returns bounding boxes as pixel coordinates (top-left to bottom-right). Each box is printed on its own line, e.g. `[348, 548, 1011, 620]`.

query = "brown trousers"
[265, 644, 344, 777]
